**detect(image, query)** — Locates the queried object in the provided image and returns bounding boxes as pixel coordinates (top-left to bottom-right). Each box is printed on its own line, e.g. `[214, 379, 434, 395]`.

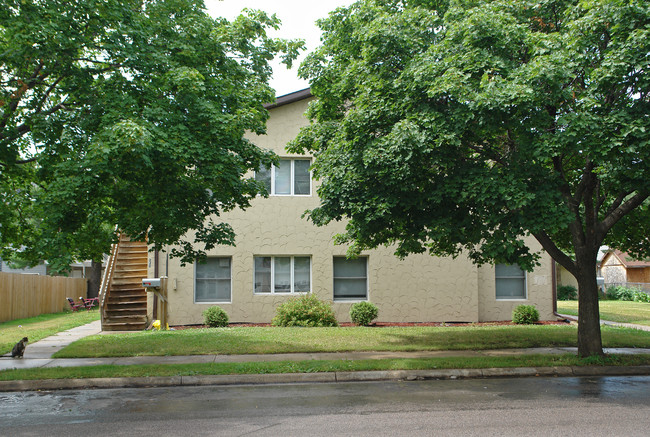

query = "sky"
[203, 0, 357, 96]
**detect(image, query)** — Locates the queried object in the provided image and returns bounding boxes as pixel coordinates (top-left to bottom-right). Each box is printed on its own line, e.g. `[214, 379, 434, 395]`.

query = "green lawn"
[54, 324, 650, 358]
[557, 300, 650, 326]
[0, 310, 100, 355]
[3, 353, 650, 382]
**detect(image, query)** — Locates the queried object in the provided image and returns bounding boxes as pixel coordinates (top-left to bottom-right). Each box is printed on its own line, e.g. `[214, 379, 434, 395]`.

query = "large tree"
[0, 0, 303, 273]
[291, 0, 650, 357]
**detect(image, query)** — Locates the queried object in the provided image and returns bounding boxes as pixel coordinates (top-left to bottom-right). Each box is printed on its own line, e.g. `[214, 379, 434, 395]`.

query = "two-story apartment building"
[146, 89, 555, 326]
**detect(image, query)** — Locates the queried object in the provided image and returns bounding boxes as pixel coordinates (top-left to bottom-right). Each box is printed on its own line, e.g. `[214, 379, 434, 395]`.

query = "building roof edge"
[264, 88, 312, 109]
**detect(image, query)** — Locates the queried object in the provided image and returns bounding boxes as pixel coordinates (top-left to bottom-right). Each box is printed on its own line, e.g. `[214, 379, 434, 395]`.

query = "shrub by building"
[203, 306, 229, 327]
[512, 305, 539, 325]
[350, 301, 379, 326]
[272, 294, 338, 327]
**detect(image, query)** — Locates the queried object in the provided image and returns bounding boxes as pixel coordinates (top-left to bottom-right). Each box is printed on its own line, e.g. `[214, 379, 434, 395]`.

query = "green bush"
[272, 294, 338, 327]
[512, 304, 539, 325]
[350, 301, 379, 326]
[606, 286, 636, 301]
[203, 306, 229, 327]
[633, 290, 650, 303]
[557, 285, 578, 300]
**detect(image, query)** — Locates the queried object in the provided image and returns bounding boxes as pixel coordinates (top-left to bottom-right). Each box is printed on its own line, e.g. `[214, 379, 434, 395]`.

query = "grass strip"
[54, 324, 650, 358]
[557, 300, 650, 326]
[2, 354, 649, 381]
[0, 311, 100, 355]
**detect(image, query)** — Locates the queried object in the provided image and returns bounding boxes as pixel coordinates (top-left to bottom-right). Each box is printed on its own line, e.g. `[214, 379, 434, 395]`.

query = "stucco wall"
[150, 95, 554, 325]
[556, 264, 578, 289]
[477, 238, 555, 321]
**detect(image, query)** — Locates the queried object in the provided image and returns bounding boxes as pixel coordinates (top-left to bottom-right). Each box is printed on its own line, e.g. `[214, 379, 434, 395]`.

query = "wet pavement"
[1, 376, 649, 436]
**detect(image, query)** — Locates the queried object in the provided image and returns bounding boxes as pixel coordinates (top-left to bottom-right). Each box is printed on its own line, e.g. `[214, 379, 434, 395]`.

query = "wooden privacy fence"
[0, 272, 88, 323]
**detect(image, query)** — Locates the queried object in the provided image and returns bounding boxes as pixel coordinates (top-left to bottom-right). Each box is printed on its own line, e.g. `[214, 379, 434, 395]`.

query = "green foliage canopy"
[291, 0, 649, 356]
[0, 0, 303, 271]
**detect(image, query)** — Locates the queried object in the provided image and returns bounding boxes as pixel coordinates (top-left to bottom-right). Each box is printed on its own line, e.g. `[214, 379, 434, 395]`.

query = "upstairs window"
[256, 158, 311, 196]
[495, 264, 527, 299]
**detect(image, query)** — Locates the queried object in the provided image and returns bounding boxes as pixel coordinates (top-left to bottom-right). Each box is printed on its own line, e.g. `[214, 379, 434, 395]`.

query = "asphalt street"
[2, 376, 649, 436]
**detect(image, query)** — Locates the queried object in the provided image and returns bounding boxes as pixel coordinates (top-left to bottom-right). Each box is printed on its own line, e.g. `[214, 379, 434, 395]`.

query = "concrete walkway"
[558, 313, 650, 332]
[2, 319, 650, 392]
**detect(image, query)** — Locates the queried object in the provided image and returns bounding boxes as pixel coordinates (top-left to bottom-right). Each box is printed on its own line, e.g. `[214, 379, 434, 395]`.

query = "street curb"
[2, 365, 650, 392]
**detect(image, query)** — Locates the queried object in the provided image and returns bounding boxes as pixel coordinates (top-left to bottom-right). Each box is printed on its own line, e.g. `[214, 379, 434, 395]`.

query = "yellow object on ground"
[151, 320, 169, 331]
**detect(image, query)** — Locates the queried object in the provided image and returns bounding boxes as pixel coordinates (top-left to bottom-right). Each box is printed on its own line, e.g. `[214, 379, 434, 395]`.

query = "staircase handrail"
[99, 231, 121, 326]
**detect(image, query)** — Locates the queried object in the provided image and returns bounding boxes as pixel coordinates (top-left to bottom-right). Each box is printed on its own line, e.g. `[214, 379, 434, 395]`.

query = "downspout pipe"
[153, 249, 159, 319]
[552, 257, 574, 322]
[552, 256, 558, 316]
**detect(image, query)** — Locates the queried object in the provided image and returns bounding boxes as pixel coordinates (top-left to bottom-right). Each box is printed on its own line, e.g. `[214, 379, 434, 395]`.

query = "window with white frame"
[333, 257, 368, 300]
[495, 263, 527, 299]
[195, 257, 231, 303]
[255, 158, 311, 195]
[254, 256, 311, 293]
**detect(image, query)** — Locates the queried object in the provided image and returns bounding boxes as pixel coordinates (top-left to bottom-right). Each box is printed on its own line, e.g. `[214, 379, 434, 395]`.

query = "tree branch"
[32, 76, 65, 116]
[534, 230, 577, 276]
[15, 157, 37, 165]
[552, 156, 575, 212]
[10, 100, 73, 140]
[604, 190, 632, 218]
[573, 159, 595, 205]
[0, 62, 48, 133]
[580, 160, 599, 247]
[597, 191, 649, 240]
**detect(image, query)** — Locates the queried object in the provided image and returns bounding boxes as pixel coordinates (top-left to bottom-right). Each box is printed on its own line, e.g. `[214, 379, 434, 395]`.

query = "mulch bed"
[171, 319, 571, 330]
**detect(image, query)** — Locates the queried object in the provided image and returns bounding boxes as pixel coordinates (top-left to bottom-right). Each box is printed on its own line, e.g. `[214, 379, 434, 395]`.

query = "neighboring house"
[123, 88, 556, 327]
[0, 257, 49, 275]
[0, 257, 101, 278]
[600, 250, 650, 292]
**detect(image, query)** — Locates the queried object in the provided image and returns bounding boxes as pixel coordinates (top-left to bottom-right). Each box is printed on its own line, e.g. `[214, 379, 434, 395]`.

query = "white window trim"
[253, 255, 312, 294]
[495, 266, 528, 301]
[333, 256, 369, 302]
[257, 158, 312, 197]
[194, 257, 232, 304]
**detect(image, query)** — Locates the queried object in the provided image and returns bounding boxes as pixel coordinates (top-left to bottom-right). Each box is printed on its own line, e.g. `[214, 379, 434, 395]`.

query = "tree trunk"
[575, 252, 604, 357]
[87, 260, 102, 299]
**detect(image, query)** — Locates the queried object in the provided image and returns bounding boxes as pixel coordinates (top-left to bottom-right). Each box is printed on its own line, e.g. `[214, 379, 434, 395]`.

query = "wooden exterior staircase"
[100, 234, 149, 331]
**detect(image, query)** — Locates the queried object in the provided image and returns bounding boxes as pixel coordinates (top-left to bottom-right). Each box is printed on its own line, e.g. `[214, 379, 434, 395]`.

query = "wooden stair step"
[106, 300, 147, 305]
[106, 302, 147, 308]
[106, 306, 147, 314]
[104, 314, 147, 320]
[108, 294, 146, 300]
[103, 322, 146, 329]
[109, 285, 146, 290]
[118, 248, 148, 254]
[114, 267, 148, 273]
[113, 272, 148, 278]
[111, 279, 146, 285]
[117, 251, 149, 261]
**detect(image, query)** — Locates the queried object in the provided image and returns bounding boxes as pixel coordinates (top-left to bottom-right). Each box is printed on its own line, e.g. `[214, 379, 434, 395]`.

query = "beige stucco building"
[148, 89, 555, 325]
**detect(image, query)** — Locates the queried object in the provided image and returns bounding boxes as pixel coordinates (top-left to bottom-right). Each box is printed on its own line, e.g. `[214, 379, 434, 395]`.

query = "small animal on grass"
[11, 337, 28, 358]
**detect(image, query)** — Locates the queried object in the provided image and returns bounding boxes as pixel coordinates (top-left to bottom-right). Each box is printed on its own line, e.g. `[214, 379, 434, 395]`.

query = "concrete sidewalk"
[558, 313, 650, 332]
[2, 319, 650, 392]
